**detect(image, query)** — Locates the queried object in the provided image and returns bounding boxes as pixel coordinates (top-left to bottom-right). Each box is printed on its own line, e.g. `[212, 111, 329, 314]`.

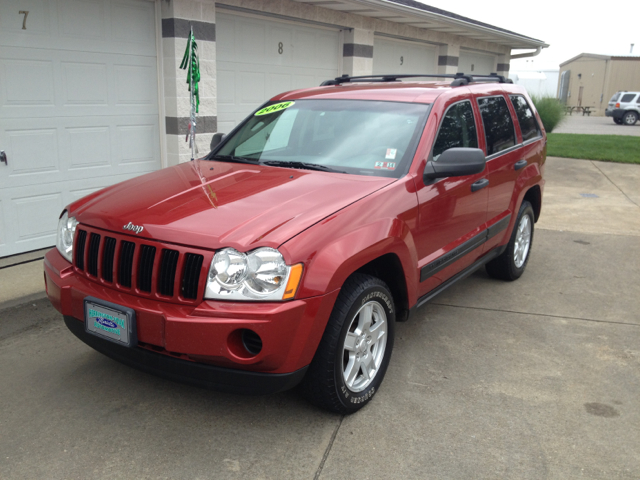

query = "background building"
[558, 54, 640, 115]
[0, 0, 546, 257]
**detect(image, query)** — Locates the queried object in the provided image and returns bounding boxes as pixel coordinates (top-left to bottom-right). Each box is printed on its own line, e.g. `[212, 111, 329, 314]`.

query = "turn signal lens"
[282, 264, 303, 300]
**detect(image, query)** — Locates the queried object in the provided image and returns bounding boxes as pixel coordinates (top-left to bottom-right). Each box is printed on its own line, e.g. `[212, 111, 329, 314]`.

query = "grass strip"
[546, 133, 640, 164]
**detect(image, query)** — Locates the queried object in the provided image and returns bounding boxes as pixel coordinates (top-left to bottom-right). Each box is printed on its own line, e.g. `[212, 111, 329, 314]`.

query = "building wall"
[558, 57, 608, 115]
[605, 58, 640, 104]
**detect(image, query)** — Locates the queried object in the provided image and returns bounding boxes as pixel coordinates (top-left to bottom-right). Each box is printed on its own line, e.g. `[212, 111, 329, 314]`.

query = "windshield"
[211, 99, 430, 178]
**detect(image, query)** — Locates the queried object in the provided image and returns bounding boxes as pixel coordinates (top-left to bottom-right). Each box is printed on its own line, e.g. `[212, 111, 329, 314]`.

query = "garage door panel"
[239, 22, 267, 64]
[67, 126, 111, 169]
[6, 128, 59, 176]
[0, 0, 52, 37]
[60, 0, 107, 40]
[110, 0, 156, 48]
[114, 64, 158, 106]
[2, 59, 55, 107]
[62, 62, 109, 106]
[267, 27, 292, 65]
[239, 72, 267, 105]
[12, 192, 63, 243]
[0, 201, 5, 249]
[116, 123, 158, 166]
[218, 69, 236, 106]
[267, 74, 292, 100]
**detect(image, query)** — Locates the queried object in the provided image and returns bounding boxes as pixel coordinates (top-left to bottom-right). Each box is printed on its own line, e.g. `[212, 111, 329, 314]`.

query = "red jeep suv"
[44, 73, 545, 414]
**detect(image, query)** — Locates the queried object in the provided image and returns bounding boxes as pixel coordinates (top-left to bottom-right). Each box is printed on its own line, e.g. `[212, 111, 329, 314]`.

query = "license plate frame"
[84, 296, 137, 348]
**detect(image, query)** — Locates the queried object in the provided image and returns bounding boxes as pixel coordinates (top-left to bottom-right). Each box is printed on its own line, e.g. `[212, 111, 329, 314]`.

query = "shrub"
[530, 95, 565, 133]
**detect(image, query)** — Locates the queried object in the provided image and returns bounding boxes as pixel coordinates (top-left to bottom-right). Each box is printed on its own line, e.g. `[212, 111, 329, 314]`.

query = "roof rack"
[320, 73, 513, 87]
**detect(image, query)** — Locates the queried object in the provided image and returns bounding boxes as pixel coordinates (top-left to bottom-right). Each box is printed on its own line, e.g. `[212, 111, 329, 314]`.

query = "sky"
[415, 0, 640, 71]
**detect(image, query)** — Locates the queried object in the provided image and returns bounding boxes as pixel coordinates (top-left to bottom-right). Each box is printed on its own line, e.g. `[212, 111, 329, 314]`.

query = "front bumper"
[44, 248, 339, 393]
[63, 315, 308, 394]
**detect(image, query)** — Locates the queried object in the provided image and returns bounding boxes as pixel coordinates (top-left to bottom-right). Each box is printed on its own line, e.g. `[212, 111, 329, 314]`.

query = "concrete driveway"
[553, 115, 640, 136]
[1, 157, 639, 479]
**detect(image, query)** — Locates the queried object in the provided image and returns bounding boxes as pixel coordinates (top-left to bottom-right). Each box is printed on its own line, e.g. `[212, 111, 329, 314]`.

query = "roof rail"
[320, 73, 513, 87]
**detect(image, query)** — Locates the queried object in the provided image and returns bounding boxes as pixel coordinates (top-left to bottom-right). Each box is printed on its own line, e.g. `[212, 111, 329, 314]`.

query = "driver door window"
[432, 101, 478, 159]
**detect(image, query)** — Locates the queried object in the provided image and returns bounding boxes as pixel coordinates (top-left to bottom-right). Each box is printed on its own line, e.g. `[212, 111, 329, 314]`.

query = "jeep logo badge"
[123, 222, 144, 234]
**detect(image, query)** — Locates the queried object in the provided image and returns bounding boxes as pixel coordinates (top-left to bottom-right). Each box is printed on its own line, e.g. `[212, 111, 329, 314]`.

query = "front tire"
[301, 273, 395, 414]
[485, 201, 535, 281]
[622, 111, 638, 126]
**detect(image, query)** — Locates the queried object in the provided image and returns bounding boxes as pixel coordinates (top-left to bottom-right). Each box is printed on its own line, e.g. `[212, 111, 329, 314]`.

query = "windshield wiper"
[261, 160, 346, 174]
[208, 154, 259, 165]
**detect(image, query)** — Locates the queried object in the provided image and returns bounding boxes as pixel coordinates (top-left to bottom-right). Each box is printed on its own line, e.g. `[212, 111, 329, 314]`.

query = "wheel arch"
[523, 184, 542, 222]
[353, 253, 410, 322]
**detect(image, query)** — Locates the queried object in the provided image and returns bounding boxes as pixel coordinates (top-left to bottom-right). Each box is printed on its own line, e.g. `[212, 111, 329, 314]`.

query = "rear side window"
[432, 101, 478, 159]
[510, 95, 540, 142]
[477, 96, 516, 155]
[621, 93, 637, 103]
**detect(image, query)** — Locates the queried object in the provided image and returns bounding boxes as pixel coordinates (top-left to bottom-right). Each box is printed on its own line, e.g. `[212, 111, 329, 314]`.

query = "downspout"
[510, 47, 543, 60]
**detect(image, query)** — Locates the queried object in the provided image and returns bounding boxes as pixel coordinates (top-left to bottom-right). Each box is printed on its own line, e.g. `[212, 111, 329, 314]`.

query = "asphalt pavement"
[1, 157, 639, 479]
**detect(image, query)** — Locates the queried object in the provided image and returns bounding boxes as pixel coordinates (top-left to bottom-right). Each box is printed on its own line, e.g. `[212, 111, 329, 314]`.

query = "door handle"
[471, 178, 489, 192]
[0, 151, 6, 166]
[514, 159, 527, 171]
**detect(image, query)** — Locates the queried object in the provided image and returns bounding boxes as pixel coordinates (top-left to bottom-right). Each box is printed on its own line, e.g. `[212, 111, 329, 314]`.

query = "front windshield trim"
[208, 99, 432, 179]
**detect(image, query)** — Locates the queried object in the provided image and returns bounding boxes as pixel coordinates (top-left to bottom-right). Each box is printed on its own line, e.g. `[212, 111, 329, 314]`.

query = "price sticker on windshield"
[374, 161, 397, 171]
[255, 101, 295, 116]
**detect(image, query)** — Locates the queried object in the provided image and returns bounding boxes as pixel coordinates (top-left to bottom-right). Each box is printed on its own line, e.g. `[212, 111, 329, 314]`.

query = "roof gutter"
[510, 47, 543, 60]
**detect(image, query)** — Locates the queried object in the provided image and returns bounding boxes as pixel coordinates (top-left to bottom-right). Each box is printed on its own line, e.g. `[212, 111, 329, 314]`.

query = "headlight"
[56, 210, 78, 263]
[205, 247, 303, 301]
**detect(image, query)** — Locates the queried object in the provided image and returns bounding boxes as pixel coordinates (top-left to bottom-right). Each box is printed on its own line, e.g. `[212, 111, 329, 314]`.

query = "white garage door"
[459, 50, 496, 75]
[0, 0, 161, 258]
[373, 37, 436, 77]
[216, 13, 341, 133]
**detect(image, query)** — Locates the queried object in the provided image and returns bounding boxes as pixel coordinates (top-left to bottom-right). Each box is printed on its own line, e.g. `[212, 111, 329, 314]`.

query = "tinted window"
[477, 96, 516, 155]
[610, 93, 620, 102]
[510, 95, 540, 142]
[432, 101, 478, 159]
[621, 93, 636, 103]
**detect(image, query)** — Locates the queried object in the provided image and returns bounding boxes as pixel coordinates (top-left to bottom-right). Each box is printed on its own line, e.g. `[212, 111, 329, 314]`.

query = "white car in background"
[605, 91, 640, 125]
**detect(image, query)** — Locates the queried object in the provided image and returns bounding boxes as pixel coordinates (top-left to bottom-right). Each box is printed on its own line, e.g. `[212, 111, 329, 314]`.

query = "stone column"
[161, 0, 217, 165]
[437, 44, 460, 75]
[496, 53, 510, 77]
[342, 28, 374, 77]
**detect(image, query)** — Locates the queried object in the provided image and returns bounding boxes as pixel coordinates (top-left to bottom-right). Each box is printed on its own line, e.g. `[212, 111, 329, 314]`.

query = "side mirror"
[423, 148, 486, 182]
[210, 132, 226, 150]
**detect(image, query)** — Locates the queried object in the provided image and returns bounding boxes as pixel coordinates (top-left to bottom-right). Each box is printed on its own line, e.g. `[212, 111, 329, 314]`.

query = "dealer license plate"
[84, 297, 137, 347]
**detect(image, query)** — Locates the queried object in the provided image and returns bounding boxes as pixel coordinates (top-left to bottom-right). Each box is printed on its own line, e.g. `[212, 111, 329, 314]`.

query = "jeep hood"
[70, 160, 395, 250]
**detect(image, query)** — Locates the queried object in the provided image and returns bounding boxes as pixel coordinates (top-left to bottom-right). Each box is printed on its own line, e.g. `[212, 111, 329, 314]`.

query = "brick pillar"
[437, 44, 460, 75]
[161, 0, 217, 165]
[496, 54, 510, 78]
[342, 29, 374, 77]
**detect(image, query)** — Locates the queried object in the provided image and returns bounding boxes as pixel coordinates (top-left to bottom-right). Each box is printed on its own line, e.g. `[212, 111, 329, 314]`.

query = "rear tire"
[485, 201, 535, 281]
[300, 273, 395, 414]
[622, 111, 638, 126]
[613, 118, 623, 125]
